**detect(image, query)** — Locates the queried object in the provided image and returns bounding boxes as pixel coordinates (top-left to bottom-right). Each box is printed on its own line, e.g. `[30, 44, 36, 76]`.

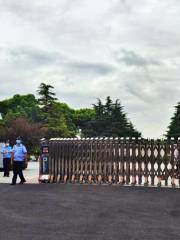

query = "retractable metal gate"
[40, 138, 180, 187]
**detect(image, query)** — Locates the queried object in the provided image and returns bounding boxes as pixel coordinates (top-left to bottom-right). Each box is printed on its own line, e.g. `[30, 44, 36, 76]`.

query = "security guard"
[0, 140, 12, 177]
[11, 137, 27, 185]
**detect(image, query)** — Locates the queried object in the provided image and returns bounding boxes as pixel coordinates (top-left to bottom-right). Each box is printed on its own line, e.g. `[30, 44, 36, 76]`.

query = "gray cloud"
[67, 61, 116, 76]
[9, 48, 58, 66]
[111, 0, 133, 14]
[117, 49, 161, 67]
[0, 0, 81, 23]
[4, 46, 116, 77]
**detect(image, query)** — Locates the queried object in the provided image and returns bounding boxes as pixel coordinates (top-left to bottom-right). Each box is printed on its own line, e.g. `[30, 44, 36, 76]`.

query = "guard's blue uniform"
[12, 143, 27, 184]
[1, 145, 12, 177]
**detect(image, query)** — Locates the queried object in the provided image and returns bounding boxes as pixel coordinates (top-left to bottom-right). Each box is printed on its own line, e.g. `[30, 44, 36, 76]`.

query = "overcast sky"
[0, 0, 179, 138]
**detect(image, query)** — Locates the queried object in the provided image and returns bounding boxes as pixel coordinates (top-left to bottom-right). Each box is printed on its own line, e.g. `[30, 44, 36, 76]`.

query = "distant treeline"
[0, 83, 179, 154]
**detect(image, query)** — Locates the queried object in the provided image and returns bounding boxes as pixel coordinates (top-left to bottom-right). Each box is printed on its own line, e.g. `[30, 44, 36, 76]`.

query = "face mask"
[16, 140, 21, 144]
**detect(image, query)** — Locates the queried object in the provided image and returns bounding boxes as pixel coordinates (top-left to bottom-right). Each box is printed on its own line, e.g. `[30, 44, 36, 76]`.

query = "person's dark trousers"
[3, 158, 11, 177]
[12, 161, 26, 184]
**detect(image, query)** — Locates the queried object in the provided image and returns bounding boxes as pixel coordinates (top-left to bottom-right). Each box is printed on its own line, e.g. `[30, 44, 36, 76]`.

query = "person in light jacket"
[0, 140, 12, 177]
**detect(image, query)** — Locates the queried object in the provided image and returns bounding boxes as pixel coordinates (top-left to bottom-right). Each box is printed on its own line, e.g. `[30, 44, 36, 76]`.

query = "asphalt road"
[0, 184, 180, 240]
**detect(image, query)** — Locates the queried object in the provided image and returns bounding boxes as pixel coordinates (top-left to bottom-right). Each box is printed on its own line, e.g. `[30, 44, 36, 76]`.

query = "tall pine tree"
[37, 83, 57, 111]
[82, 96, 141, 137]
[167, 102, 180, 138]
[37, 82, 73, 137]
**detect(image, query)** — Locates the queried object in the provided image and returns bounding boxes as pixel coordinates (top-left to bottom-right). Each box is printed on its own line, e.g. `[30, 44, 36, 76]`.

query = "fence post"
[131, 138, 136, 186]
[177, 138, 180, 187]
[118, 138, 125, 185]
[39, 138, 50, 183]
[170, 138, 176, 187]
[144, 139, 148, 186]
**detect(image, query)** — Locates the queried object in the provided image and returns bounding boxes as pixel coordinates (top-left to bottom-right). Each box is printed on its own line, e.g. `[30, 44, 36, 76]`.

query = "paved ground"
[0, 183, 180, 240]
[0, 161, 39, 184]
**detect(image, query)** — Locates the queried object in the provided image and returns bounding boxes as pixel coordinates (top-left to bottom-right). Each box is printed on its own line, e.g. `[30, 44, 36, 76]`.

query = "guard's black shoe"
[19, 180, 26, 184]
[10, 183, 16, 185]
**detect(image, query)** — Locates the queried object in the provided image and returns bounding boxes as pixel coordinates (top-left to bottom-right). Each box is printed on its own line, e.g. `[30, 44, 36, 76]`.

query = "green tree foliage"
[73, 108, 96, 130]
[0, 84, 142, 154]
[55, 102, 76, 134]
[0, 94, 42, 122]
[37, 83, 75, 137]
[37, 83, 57, 111]
[0, 86, 74, 152]
[167, 102, 180, 138]
[81, 96, 141, 137]
[45, 103, 74, 138]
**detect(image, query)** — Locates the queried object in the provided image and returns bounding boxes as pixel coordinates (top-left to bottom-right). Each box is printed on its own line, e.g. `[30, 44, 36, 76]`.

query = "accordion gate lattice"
[46, 138, 180, 187]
